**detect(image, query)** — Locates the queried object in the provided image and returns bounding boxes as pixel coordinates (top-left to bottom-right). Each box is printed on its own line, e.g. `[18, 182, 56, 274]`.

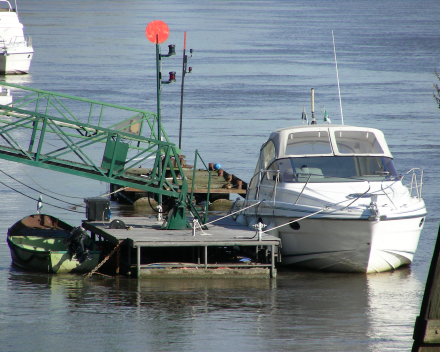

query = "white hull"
[0, 51, 33, 74]
[241, 182, 426, 273]
[259, 216, 424, 273]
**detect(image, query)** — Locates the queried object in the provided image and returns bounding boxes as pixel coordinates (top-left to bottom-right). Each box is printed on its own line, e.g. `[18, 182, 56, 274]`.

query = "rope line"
[202, 201, 263, 226]
[263, 207, 330, 233]
[84, 242, 123, 279]
[0, 180, 83, 213]
[0, 169, 86, 207]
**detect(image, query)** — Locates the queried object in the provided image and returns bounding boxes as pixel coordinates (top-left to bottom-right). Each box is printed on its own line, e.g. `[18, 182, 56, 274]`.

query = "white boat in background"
[0, 84, 11, 104]
[0, 0, 33, 74]
[234, 124, 427, 273]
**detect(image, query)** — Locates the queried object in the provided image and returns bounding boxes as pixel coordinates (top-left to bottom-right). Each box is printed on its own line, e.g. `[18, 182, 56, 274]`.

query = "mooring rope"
[202, 201, 263, 226]
[262, 207, 330, 233]
[84, 241, 123, 279]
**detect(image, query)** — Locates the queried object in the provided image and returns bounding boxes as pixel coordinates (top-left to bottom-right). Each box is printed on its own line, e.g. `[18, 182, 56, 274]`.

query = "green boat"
[7, 214, 101, 273]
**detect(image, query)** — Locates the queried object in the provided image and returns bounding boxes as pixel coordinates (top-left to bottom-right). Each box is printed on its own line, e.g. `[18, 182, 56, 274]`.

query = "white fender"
[235, 214, 247, 226]
[247, 217, 258, 229]
[265, 221, 279, 238]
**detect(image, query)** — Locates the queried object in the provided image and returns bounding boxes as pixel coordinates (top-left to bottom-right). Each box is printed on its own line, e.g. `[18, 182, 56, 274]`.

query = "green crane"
[0, 81, 201, 229]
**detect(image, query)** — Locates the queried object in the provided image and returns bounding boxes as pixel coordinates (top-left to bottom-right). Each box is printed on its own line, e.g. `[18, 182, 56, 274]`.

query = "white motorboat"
[0, 0, 33, 74]
[235, 124, 426, 273]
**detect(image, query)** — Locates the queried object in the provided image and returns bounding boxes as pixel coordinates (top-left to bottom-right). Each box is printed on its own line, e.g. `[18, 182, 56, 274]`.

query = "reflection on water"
[3, 266, 422, 351]
[1, 74, 34, 86]
[366, 268, 423, 349]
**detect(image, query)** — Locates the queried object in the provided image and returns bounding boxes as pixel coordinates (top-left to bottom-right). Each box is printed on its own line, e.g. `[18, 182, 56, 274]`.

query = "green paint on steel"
[0, 82, 201, 229]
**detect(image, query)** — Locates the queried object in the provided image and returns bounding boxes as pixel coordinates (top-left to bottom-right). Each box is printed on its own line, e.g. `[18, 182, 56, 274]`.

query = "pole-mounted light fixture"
[146, 20, 177, 214]
[162, 71, 176, 84]
[161, 44, 176, 58]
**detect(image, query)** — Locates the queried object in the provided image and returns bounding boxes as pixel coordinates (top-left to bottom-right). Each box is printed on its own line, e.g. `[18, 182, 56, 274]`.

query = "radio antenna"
[332, 30, 344, 125]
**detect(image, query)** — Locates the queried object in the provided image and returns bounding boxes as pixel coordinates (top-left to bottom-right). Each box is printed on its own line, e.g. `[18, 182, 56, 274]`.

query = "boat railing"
[400, 168, 424, 200]
[191, 149, 212, 225]
[7, 35, 31, 47]
[246, 168, 374, 208]
[0, 36, 31, 48]
[0, 0, 13, 12]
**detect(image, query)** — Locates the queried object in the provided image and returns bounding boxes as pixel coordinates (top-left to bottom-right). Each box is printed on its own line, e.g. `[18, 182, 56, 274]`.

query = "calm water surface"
[0, 1, 440, 351]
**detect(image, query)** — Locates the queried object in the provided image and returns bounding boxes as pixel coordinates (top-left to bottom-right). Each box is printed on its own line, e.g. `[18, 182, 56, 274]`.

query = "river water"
[0, 0, 439, 351]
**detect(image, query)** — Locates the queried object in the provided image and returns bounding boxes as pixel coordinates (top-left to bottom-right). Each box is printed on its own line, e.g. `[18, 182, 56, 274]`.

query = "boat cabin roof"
[268, 124, 392, 159]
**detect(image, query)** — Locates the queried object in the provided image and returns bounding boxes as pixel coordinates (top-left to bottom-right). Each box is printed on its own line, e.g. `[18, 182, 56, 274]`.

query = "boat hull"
[7, 236, 101, 273]
[7, 214, 100, 273]
[0, 51, 33, 74]
[261, 215, 425, 273]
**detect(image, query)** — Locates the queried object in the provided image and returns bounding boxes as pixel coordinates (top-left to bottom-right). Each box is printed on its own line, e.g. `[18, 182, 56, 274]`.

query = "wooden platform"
[110, 167, 247, 204]
[82, 216, 280, 278]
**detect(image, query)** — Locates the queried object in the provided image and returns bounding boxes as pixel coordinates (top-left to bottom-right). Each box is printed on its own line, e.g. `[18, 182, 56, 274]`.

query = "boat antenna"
[332, 30, 344, 125]
[178, 31, 193, 150]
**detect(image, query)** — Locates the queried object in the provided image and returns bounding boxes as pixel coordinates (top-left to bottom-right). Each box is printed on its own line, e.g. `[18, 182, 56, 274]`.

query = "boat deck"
[82, 216, 280, 278]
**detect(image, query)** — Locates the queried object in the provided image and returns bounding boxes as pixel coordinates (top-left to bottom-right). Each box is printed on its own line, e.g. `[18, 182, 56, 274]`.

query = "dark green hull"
[7, 214, 101, 273]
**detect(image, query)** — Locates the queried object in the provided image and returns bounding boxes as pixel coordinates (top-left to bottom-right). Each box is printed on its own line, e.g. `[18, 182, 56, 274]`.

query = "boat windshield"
[271, 156, 398, 183]
[334, 130, 384, 154]
[285, 130, 333, 155]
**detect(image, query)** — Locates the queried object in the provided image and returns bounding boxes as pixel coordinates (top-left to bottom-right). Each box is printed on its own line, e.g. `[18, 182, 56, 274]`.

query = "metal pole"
[311, 88, 316, 125]
[155, 37, 163, 208]
[271, 244, 275, 278]
[156, 38, 162, 143]
[137, 246, 141, 278]
[179, 32, 187, 150]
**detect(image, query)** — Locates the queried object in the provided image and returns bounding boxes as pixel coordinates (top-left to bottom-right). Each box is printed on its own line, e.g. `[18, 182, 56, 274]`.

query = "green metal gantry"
[0, 82, 200, 229]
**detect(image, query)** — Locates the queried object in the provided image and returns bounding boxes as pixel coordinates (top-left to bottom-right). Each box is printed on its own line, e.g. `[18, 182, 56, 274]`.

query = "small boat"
[0, 0, 33, 74]
[7, 214, 101, 273]
[235, 124, 427, 273]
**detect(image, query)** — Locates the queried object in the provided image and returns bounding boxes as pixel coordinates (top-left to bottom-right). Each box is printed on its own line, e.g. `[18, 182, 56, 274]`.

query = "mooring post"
[271, 244, 275, 278]
[412, 224, 440, 351]
[137, 246, 141, 278]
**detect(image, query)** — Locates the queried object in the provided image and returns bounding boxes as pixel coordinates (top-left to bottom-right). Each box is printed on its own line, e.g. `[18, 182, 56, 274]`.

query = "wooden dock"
[82, 215, 280, 279]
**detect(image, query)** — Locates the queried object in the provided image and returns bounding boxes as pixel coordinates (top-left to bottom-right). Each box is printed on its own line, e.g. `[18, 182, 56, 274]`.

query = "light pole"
[146, 20, 176, 213]
[156, 42, 176, 144]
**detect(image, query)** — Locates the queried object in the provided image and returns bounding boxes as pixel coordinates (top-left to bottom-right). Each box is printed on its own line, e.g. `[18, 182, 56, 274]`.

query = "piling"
[412, 224, 440, 351]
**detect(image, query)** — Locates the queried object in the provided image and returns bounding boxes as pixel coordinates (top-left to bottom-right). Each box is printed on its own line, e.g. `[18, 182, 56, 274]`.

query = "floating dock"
[82, 215, 280, 278]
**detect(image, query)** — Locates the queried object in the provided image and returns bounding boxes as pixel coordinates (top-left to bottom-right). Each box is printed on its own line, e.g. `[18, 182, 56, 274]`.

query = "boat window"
[285, 131, 332, 155]
[260, 140, 276, 169]
[261, 161, 280, 185]
[334, 131, 384, 154]
[249, 160, 261, 191]
[277, 156, 397, 183]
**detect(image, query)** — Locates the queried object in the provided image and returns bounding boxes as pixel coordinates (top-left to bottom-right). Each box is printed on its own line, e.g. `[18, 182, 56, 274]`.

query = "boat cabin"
[251, 124, 398, 185]
[0, 0, 26, 47]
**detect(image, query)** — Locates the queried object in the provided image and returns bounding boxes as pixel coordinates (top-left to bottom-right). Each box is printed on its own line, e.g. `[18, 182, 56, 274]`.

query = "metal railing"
[400, 168, 424, 200]
[191, 150, 211, 224]
[0, 83, 195, 227]
[0, 36, 31, 48]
